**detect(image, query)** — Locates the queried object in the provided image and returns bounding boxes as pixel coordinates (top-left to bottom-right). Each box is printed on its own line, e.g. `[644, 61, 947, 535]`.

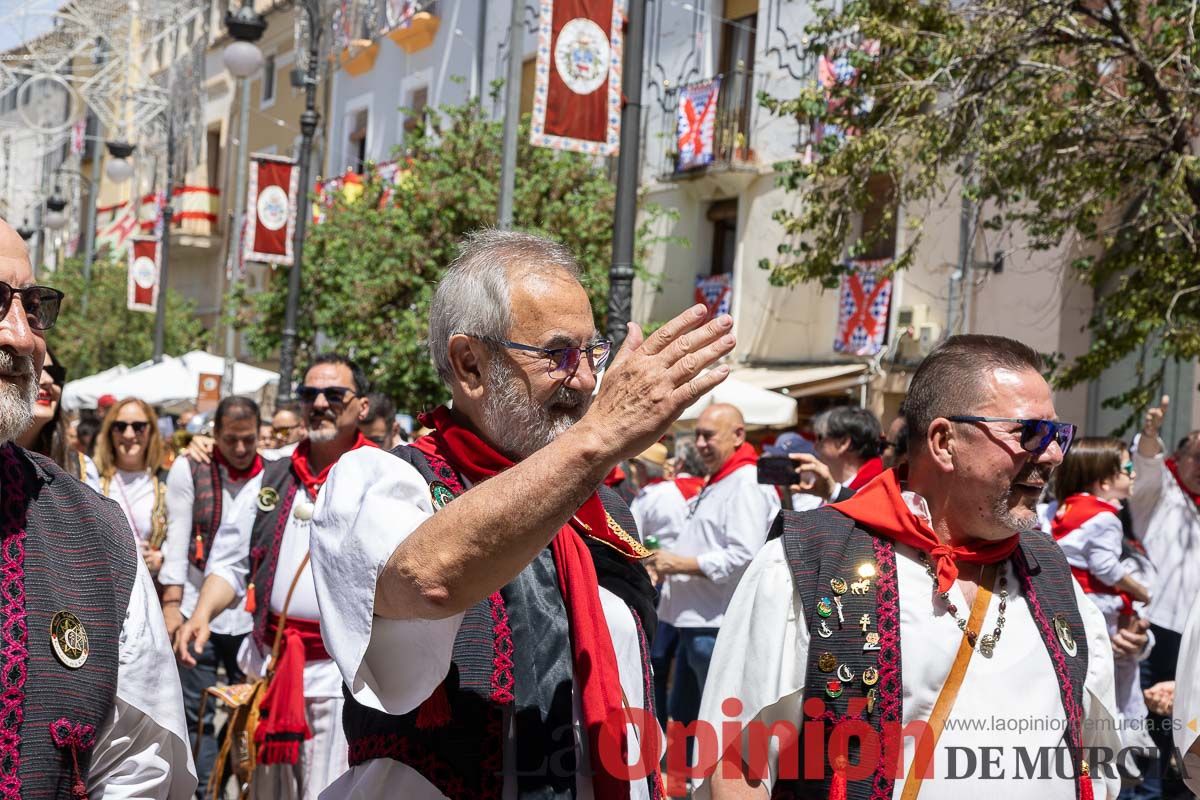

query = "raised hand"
[1138, 395, 1169, 457]
[583, 304, 735, 462]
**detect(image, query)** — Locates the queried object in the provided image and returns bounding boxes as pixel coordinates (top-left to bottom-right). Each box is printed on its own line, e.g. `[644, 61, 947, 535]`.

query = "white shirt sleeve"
[310, 447, 465, 716]
[203, 490, 254, 599]
[694, 538, 807, 798]
[1174, 601, 1200, 796]
[1078, 511, 1130, 588]
[158, 458, 194, 588]
[695, 480, 780, 584]
[83, 455, 101, 492]
[1074, 577, 1123, 800]
[90, 557, 196, 799]
[1129, 436, 1166, 524]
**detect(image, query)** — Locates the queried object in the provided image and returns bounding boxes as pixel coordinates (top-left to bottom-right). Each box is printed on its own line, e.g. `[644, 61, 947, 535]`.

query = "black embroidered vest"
[247, 457, 302, 649]
[768, 507, 1091, 800]
[1, 444, 138, 798]
[342, 445, 660, 800]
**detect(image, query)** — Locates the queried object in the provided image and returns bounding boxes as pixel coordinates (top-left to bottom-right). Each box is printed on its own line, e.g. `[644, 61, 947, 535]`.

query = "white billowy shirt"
[103, 469, 157, 548]
[1051, 496, 1129, 623]
[159, 457, 259, 635]
[656, 464, 780, 629]
[308, 447, 651, 799]
[695, 493, 1122, 800]
[203, 473, 342, 698]
[1172, 601, 1200, 796]
[0, 473, 197, 796]
[630, 480, 690, 551]
[1129, 438, 1200, 633]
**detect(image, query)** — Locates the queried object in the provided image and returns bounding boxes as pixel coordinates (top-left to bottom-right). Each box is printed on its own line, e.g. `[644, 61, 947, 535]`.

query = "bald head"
[0, 219, 32, 286]
[0, 217, 42, 445]
[695, 403, 747, 475]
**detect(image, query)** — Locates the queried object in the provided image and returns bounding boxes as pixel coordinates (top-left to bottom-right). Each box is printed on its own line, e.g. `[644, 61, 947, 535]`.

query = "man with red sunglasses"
[305, 229, 735, 798]
[175, 353, 376, 798]
[700, 334, 1130, 799]
[0, 218, 195, 796]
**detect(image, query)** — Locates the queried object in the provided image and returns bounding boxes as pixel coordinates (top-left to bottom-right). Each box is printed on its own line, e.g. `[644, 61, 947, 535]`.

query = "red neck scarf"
[706, 442, 759, 486]
[847, 456, 885, 491]
[413, 406, 651, 800]
[604, 465, 627, 487]
[641, 477, 667, 488]
[1166, 458, 1200, 509]
[213, 447, 264, 483]
[290, 433, 377, 499]
[674, 475, 705, 500]
[832, 469, 1020, 594]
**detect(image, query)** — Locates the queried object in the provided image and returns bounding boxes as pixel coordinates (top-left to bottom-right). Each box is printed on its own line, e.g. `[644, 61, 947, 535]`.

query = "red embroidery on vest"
[487, 592, 514, 704]
[51, 718, 97, 799]
[253, 481, 299, 649]
[0, 446, 29, 799]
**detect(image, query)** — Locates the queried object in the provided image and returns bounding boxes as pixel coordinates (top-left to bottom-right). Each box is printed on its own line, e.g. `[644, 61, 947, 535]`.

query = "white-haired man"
[309, 229, 736, 798]
[0, 218, 194, 796]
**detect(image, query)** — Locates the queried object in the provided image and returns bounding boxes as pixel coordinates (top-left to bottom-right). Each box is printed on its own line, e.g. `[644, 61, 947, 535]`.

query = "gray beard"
[0, 351, 37, 445]
[481, 359, 590, 460]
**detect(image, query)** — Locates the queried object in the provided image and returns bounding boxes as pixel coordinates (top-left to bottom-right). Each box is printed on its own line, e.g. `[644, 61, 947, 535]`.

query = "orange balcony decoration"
[386, 11, 439, 54]
[338, 40, 380, 77]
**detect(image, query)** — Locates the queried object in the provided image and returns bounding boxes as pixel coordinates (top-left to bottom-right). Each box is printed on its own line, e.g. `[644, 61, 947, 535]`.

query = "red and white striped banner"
[244, 155, 299, 266]
[127, 237, 160, 313]
[530, 0, 623, 156]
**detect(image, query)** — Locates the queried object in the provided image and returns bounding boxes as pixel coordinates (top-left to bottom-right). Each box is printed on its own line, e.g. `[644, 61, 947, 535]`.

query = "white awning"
[676, 375, 798, 428]
[731, 363, 869, 398]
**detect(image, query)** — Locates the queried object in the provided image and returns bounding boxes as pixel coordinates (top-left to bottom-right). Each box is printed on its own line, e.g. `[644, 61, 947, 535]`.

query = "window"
[261, 55, 277, 107]
[347, 108, 369, 172]
[403, 87, 428, 136]
[206, 127, 221, 191]
[719, 2, 757, 158]
[708, 200, 738, 276]
[858, 174, 898, 260]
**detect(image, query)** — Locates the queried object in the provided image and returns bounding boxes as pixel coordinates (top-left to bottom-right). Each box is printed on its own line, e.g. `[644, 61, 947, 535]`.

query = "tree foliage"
[236, 94, 666, 413]
[48, 253, 208, 381]
[761, 0, 1200, 427]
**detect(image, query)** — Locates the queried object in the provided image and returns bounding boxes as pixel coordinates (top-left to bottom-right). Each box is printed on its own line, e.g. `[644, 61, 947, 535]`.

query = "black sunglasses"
[112, 421, 149, 435]
[296, 385, 357, 406]
[948, 416, 1077, 456]
[0, 281, 64, 331]
[44, 362, 66, 386]
[468, 334, 613, 380]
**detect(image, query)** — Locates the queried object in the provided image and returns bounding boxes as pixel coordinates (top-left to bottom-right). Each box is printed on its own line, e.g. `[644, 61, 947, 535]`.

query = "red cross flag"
[530, 0, 623, 156]
[127, 237, 160, 313]
[834, 259, 893, 356]
[244, 154, 299, 266]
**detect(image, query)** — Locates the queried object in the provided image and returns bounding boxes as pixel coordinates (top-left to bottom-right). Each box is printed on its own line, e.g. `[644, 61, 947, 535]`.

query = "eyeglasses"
[296, 385, 357, 406]
[365, 434, 387, 448]
[272, 424, 300, 438]
[470, 335, 612, 379]
[0, 281, 64, 331]
[1121, 461, 1135, 476]
[112, 421, 149, 435]
[947, 416, 1077, 456]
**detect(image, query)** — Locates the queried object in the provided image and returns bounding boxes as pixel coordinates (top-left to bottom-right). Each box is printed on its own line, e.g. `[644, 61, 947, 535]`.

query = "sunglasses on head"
[947, 416, 1077, 456]
[0, 281, 64, 331]
[112, 421, 149, 435]
[296, 385, 357, 406]
[1121, 460, 1135, 476]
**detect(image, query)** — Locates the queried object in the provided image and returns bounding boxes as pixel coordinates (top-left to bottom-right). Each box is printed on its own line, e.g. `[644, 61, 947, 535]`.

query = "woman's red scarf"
[213, 447, 263, 483]
[706, 442, 759, 486]
[290, 433, 377, 498]
[1166, 458, 1200, 510]
[847, 456, 885, 491]
[413, 406, 651, 800]
[832, 469, 1020, 594]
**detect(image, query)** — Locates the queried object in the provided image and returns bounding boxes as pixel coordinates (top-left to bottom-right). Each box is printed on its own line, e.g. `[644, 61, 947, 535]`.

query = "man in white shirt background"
[1130, 394, 1199, 800]
[647, 402, 780, 752]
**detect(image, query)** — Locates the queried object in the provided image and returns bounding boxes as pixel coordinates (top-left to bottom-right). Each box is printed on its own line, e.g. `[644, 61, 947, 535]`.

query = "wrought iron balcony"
[660, 66, 755, 179]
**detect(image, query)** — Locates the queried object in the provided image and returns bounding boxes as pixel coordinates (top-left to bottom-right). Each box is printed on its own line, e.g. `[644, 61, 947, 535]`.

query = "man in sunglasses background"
[304, 229, 735, 797]
[700, 334, 1128, 799]
[0, 219, 195, 795]
[175, 352, 377, 799]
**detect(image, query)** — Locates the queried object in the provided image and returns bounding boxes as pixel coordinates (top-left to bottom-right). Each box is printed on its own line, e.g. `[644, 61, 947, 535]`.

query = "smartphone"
[756, 455, 798, 486]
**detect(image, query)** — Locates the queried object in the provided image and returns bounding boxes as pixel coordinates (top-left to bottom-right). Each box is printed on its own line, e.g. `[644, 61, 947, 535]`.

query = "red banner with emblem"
[127, 237, 160, 313]
[244, 154, 299, 266]
[531, 0, 623, 156]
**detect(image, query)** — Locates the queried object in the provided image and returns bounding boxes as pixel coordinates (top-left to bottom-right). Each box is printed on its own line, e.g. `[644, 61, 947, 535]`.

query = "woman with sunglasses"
[1050, 436, 1155, 761]
[14, 348, 100, 489]
[94, 398, 170, 576]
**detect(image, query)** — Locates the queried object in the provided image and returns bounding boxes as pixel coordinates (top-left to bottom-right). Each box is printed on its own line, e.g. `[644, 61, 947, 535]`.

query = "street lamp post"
[153, 115, 176, 363]
[277, 0, 322, 403]
[82, 140, 136, 313]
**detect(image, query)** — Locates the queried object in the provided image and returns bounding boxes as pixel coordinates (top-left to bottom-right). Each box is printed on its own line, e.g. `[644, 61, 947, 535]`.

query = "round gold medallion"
[830, 577, 848, 595]
[257, 487, 280, 512]
[818, 652, 836, 672]
[50, 610, 88, 670]
[862, 666, 879, 686]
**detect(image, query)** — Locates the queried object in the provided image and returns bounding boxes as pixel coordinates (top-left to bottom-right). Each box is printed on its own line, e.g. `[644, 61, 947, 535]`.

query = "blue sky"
[0, 1, 68, 54]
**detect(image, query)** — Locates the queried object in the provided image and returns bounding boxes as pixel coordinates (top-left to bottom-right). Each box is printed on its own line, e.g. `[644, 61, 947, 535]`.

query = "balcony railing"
[660, 66, 755, 179]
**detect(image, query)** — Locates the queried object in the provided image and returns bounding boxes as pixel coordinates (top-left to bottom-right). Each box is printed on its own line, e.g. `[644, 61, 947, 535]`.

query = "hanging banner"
[804, 39, 880, 165]
[694, 273, 732, 321]
[530, 0, 623, 156]
[127, 237, 161, 313]
[834, 258, 892, 356]
[244, 154, 299, 266]
[676, 77, 721, 172]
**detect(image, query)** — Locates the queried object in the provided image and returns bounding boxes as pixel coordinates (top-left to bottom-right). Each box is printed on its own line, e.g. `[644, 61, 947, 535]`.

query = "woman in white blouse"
[94, 397, 169, 577]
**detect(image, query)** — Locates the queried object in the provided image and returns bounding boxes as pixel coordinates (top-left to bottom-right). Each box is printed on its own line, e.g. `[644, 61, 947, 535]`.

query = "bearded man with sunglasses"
[296, 229, 736, 798]
[700, 334, 1128, 800]
[175, 353, 377, 799]
[0, 219, 195, 796]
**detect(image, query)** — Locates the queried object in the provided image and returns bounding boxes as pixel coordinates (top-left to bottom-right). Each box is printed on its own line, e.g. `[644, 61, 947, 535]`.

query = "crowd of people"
[0, 217, 1198, 800]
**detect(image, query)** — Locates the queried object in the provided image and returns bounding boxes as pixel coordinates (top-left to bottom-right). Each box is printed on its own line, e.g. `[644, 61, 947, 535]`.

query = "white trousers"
[252, 695, 349, 800]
